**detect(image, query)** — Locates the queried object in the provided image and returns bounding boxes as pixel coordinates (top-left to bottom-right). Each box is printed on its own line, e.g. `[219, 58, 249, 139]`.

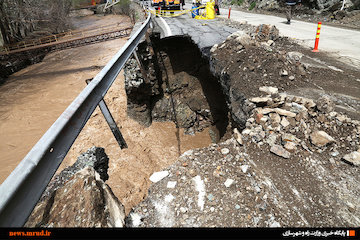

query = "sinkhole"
[124, 34, 232, 144]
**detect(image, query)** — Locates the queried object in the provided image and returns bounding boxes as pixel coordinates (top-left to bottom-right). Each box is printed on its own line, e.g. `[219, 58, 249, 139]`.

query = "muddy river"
[0, 14, 212, 213]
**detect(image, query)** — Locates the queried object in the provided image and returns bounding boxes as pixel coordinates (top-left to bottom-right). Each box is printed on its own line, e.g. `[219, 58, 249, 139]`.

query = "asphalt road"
[218, 7, 360, 67]
[153, 13, 238, 51]
[148, 0, 360, 67]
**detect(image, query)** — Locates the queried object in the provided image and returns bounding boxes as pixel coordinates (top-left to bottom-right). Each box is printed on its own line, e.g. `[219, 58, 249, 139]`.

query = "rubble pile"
[240, 86, 360, 165]
[25, 147, 126, 228]
[125, 88, 360, 228]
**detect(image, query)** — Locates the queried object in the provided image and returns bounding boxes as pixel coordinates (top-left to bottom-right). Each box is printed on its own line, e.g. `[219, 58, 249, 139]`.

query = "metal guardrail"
[104, 0, 121, 11]
[0, 13, 151, 227]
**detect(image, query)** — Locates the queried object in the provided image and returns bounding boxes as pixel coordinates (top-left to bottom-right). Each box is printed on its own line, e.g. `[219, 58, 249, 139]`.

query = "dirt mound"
[209, 27, 360, 121]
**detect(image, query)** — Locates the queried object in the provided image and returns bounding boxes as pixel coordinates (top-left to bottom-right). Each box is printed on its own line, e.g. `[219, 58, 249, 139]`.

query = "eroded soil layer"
[124, 35, 232, 143]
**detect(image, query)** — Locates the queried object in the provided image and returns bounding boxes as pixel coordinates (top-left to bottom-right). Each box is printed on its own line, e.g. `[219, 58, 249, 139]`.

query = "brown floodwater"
[0, 14, 212, 214]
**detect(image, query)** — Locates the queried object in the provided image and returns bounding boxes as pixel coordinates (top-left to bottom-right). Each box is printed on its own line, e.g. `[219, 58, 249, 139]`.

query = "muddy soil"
[210, 27, 360, 121]
[124, 36, 232, 143]
[0, 14, 213, 214]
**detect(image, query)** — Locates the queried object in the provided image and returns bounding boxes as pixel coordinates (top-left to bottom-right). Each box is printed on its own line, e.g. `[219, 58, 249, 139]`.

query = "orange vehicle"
[152, 0, 159, 6]
[165, 0, 181, 10]
[153, 0, 181, 10]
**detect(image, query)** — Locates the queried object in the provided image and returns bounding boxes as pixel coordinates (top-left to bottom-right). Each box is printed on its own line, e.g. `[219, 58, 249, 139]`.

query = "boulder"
[290, 102, 307, 113]
[233, 128, 243, 145]
[284, 142, 297, 152]
[282, 133, 300, 144]
[39, 146, 109, 201]
[286, 52, 303, 64]
[259, 86, 278, 95]
[274, 108, 296, 118]
[259, 108, 275, 115]
[269, 113, 281, 124]
[270, 144, 291, 159]
[210, 44, 218, 53]
[25, 167, 126, 227]
[175, 102, 196, 129]
[342, 151, 360, 166]
[249, 97, 272, 105]
[310, 131, 335, 147]
[231, 31, 252, 47]
[280, 69, 288, 76]
[150, 171, 170, 183]
[266, 133, 279, 146]
[280, 117, 290, 128]
[255, 24, 279, 42]
[316, 95, 335, 113]
[255, 112, 264, 124]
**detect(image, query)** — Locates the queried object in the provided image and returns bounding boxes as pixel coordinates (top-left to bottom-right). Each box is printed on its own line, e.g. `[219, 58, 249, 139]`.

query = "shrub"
[231, 0, 244, 5]
[249, 1, 256, 10]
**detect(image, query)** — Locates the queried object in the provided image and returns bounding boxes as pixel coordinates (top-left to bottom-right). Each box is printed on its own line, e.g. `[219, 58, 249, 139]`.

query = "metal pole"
[99, 100, 128, 149]
[85, 79, 127, 149]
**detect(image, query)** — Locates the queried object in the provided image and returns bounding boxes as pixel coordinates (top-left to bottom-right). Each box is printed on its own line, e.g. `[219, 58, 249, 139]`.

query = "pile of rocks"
[25, 147, 126, 227]
[124, 87, 360, 228]
[235, 86, 360, 166]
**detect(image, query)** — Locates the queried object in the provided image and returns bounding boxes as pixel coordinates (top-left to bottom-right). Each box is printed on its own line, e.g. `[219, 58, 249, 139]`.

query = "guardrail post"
[85, 78, 128, 149]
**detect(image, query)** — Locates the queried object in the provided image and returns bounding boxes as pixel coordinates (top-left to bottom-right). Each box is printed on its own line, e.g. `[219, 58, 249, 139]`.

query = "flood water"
[0, 15, 212, 214]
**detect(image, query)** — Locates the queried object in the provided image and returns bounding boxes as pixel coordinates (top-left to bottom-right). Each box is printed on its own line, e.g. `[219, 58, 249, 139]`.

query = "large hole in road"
[124, 35, 231, 145]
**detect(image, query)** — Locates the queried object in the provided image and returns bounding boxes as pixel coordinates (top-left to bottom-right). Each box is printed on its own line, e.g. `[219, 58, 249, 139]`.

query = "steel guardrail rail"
[0, 13, 151, 227]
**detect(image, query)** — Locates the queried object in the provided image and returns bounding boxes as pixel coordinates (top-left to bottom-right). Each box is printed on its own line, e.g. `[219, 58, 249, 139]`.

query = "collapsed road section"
[124, 35, 231, 143]
[124, 16, 360, 227]
[2, 3, 360, 228]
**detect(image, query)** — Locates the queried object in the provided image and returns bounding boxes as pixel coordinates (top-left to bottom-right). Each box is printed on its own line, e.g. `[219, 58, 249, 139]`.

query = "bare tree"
[0, 0, 72, 45]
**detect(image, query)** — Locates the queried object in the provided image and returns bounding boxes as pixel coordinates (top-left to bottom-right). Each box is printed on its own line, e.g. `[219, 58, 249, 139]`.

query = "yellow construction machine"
[153, 0, 181, 10]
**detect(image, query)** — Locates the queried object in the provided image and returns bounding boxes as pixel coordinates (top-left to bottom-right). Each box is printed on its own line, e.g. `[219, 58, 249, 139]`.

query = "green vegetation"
[231, 0, 244, 6]
[249, 1, 256, 10]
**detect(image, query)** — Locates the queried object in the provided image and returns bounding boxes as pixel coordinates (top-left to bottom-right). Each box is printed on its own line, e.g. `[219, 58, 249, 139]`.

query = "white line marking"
[159, 16, 172, 37]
